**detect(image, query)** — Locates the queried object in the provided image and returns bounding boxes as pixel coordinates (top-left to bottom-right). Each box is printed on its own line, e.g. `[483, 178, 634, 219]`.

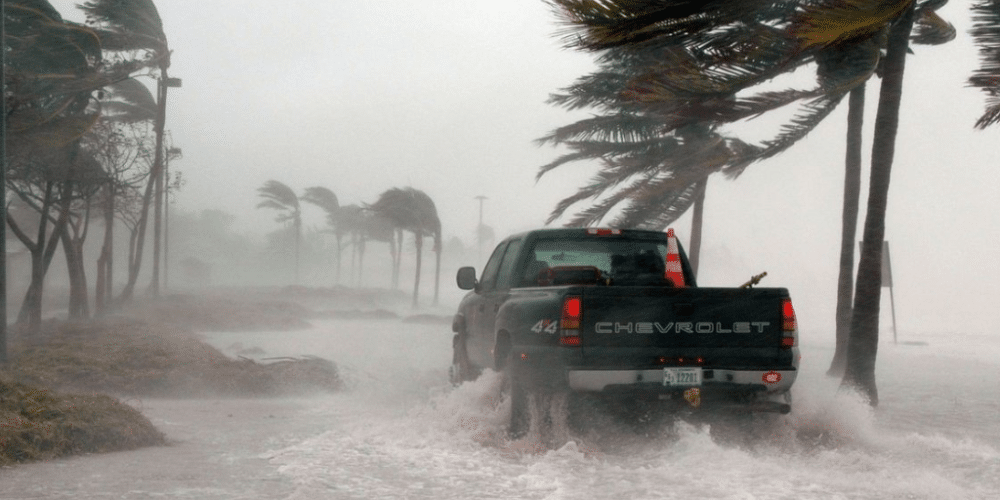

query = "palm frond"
[969, 0, 1000, 128]
[79, 0, 168, 53]
[611, 178, 703, 229]
[730, 93, 846, 177]
[789, 0, 912, 49]
[911, 8, 956, 45]
[100, 78, 157, 122]
[256, 180, 300, 211]
[301, 186, 339, 216]
[369, 187, 440, 238]
[547, 0, 788, 51]
[537, 113, 668, 145]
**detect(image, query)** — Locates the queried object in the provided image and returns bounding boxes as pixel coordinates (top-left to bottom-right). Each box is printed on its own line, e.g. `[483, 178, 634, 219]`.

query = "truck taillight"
[586, 228, 622, 236]
[782, 298, 797, 348]
[560, 296, 582, 346]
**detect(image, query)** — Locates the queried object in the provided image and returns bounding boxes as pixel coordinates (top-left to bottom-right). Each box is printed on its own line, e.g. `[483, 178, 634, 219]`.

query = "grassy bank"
[1, 289, 346, 467]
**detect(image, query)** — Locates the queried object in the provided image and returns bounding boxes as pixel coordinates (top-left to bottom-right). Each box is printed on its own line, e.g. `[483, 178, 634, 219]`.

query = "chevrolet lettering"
[594, 321, 771, 334]
[449, 228, 800, 438]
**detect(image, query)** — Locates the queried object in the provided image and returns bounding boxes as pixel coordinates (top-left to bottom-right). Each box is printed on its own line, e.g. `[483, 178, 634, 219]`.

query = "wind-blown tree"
[369, 188, 441, 307]
[539, 5, 875, 269]
[547, 0, 954, 405]
[301, 186, 340, 282]
[826, 2, 954, 378]
[256, 180, 302, 283]
[78, 0, 173, 300]
[58, 151, 106, 319]
[5, 146, 78, 331]
[334, 204, 364, 283]
[87, 78, 157, 315]
[355, 211, 398, 287]
[3, 0, 110, 333]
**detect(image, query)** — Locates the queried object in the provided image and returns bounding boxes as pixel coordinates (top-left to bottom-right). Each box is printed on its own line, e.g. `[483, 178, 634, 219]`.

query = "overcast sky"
[50, 1, 1000, 336]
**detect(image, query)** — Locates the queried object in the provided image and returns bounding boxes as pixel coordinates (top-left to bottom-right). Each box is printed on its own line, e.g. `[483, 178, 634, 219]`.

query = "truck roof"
[503, 227, 671, 242]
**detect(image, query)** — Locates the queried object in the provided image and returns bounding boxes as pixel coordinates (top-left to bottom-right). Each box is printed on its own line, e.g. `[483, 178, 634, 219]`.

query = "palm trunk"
[688, 177, 707, 278]
[335, 233, 343, 284]
[358, 236, 366, 285]
[393, 229, 403, 289]
[433, 236, 441, 306]
[294, 217, 301, 285]
[828, 84, 866, 378]
[412, 232, 423, 308]
[388, 234, 397, 289]
[841, 4, 916, 406]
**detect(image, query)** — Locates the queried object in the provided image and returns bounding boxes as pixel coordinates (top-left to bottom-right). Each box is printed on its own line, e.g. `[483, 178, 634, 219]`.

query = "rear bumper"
[567, 367, 796, 394]
[566, 367, 795, 414]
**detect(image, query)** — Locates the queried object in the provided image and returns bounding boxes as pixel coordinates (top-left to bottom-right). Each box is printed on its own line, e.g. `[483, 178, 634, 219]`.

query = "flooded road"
[2, 315, 998, 499]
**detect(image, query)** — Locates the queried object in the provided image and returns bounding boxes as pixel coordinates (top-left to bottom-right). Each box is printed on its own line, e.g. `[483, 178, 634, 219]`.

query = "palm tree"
[357, 211, 398, 287]
[333, 204, 364, 284]
[301, 186, 340, 282]
[548, 0, 953, 405]
[837, 3, 917, 406]
[257, 180, 302, 283]
[827, 84, 866, 377]
[537, 17, 867, 265]
[79, 0, 173, 299]
[369, 188, 441, 307]
[826, 2, 954, 378]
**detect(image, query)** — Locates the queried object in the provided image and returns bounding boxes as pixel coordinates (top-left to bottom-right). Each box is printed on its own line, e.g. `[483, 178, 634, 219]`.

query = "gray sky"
[52, 1, 1000, 336]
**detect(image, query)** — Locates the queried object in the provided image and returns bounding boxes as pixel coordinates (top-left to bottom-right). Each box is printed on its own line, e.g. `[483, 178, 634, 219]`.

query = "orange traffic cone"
[665, 228, 686, 287]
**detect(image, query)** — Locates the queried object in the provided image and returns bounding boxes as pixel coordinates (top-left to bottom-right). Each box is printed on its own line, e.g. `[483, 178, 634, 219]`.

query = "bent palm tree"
[301, 186, 340, 282]
[80, 0, 174, 300]
[826, 1, 954, 378]
[257, 180, 302, 283]
[369, 188, 441, 307]
[548, 0, 952, 405]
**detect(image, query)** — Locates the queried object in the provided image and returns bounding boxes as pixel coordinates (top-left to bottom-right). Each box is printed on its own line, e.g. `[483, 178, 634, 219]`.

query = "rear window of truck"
[520, 238, 670, 287]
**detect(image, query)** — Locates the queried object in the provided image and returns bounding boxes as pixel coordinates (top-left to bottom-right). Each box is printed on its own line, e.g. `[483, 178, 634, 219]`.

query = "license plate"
[663, 367, 702, 387]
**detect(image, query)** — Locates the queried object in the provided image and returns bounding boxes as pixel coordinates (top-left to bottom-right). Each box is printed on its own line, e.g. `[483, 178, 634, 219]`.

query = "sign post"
[860, 240, 897, 344]
[883, 241, 897, 344]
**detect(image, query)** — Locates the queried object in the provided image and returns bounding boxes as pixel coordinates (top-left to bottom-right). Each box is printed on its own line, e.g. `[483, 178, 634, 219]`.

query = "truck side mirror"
[456, 266, 478, 291]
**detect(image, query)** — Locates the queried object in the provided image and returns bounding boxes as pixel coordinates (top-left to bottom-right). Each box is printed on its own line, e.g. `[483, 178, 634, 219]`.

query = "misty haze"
[2, 1, 999, 499]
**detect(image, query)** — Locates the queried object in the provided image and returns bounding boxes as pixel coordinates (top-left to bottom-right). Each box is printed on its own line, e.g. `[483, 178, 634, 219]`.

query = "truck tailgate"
[576, 287, 792, 369]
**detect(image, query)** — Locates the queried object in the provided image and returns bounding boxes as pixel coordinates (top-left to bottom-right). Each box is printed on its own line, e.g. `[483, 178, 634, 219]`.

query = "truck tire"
[449, 334, 478, 386]
[503, 350, 530, 439]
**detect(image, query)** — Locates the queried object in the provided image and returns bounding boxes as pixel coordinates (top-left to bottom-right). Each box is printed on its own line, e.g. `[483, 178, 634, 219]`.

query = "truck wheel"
[449, 334, 477, 386]
[503, 351, 530, 439]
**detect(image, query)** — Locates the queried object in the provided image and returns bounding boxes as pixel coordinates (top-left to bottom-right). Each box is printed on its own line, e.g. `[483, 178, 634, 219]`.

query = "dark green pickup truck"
[450, 228, 799, 436]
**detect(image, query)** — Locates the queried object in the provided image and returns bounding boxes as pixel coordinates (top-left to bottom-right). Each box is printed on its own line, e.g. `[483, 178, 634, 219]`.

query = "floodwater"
[1, 315, 998, 499]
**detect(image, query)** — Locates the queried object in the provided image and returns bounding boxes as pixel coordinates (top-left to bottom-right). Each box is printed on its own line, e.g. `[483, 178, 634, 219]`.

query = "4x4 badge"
[530, 319, 559, 335]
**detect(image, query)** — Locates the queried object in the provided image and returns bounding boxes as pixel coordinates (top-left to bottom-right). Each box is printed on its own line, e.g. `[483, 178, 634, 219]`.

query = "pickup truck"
[450, 228, 799, 436]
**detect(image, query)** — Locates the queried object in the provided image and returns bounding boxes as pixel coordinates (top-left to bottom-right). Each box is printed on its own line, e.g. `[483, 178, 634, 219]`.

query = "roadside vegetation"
[0, 290, 344, 467]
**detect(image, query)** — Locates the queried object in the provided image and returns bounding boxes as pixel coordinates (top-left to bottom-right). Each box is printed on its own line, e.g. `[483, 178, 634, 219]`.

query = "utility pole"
[1, 0, 8, 364]
[150, 75, 181, 297]
[163, 145, 181, 291]
[474, 195, 487, 260]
